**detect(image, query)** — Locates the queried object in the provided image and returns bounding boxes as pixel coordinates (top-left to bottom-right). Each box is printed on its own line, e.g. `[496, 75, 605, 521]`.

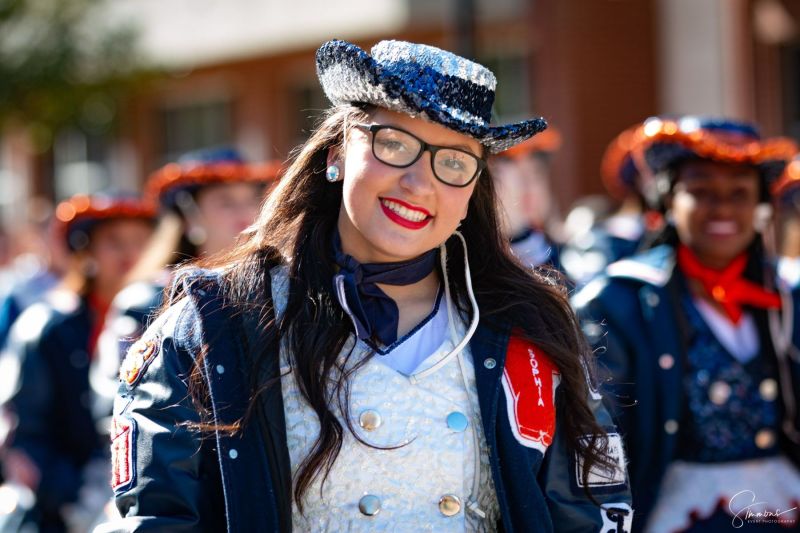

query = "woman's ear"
[326, 147, 340, 168]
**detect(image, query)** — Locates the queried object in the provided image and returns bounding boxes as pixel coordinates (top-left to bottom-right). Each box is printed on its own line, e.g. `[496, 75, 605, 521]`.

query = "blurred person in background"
[771, 156, 800, 287]
[573, 116, 800, 532]
[489, 128, 564, 271]
[91, 148, 279, 424]
[0, 193, 154, 533]
[561, 123, 657, 286]
[0, 199, 68, 351]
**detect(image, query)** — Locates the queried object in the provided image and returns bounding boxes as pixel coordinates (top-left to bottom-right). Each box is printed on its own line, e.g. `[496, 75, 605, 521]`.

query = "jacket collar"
[606, 244, 675, 287]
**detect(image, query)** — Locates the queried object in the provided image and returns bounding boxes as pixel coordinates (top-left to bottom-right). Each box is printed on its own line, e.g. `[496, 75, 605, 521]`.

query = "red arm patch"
[501, 335, 561, 453]
[110, 415, 137, 491]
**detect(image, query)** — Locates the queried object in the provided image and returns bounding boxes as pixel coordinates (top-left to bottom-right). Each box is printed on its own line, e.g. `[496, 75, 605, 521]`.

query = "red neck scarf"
[677, 245, 781, 324]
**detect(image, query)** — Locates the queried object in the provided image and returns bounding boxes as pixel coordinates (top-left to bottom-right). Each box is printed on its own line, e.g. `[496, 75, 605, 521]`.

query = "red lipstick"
[380, 197, 432, 230]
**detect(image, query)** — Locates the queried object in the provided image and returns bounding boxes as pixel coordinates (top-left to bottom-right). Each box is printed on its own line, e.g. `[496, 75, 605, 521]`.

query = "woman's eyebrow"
[453, 144, 481, 155]
[384, 121, 481, 155]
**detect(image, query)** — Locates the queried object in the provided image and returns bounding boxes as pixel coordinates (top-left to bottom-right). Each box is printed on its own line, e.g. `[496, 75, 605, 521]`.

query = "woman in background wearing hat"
[91, 149, 278, 415]
[101, 40, 631, 532]
[561, 123, 655, 287]
[772, 157, 800, 288]
[0, 194, 154, 533]
[489, 129, 564, 271]
[573, 117, 800, 532]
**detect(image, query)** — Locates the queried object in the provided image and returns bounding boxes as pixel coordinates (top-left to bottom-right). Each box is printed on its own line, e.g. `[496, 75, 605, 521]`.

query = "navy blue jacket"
[572, 244, 800, 530]
[0, 291, 104, 528]
[103, 269, 633, 532]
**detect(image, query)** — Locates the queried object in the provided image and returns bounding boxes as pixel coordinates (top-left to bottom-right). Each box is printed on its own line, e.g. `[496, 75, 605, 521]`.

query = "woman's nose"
[398, 153, 436, 195]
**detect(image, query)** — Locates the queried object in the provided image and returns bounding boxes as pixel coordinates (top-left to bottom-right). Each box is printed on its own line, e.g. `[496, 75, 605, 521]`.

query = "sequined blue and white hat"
[316, 39, 548, 154]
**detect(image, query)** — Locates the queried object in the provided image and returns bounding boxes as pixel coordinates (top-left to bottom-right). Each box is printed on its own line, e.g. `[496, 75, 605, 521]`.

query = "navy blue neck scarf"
[332, 230, 438, 346]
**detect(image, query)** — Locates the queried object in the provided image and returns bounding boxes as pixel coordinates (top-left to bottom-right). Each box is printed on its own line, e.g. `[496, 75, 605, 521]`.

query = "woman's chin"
[357, 232, 435, 262]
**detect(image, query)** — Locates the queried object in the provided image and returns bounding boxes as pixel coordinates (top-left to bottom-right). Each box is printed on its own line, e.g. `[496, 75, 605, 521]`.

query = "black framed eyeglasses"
[354, 123, 485, 187]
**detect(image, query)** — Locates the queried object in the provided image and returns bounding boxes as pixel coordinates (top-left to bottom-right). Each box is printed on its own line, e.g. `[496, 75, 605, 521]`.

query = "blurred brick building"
[1, 0, 799, 225]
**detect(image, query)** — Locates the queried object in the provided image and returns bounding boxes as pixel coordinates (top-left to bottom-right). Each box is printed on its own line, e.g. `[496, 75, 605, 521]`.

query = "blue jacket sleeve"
[98, 297, 226, 533]
[572, 278, 638, 422]
[0, 304, 84, 512]
[539, 388, 634, 533]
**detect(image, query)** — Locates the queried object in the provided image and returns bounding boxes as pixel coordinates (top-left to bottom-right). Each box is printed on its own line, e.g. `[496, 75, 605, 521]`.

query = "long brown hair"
[184, 104, 612, 509]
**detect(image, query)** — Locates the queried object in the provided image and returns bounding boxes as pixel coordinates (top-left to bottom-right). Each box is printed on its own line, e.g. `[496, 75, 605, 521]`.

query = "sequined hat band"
[55, 193, 156, 251]
[635, 116, 797, 186]
[145, 147, 281, 211]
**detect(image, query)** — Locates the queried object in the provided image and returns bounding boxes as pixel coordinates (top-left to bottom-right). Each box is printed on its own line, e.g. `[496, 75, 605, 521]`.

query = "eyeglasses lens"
[371, 127, 479, 186]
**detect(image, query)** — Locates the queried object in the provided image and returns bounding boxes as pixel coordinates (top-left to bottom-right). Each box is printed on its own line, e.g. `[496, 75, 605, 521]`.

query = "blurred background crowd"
[2, 0, 800, 531]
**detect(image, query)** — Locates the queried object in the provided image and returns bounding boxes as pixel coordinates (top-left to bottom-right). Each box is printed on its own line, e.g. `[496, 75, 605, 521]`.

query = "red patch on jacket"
[110, 416, 136, 491]
[500, 335, 561, 453]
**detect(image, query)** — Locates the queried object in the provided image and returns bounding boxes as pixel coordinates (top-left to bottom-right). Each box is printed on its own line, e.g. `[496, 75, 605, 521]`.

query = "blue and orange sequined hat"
[315, 39, 548, 154]
[635, 116, 797, 185]
[771, 155, 800, 205]
[145, 147, 281, 212]
[55, 193, 156, 251]
[601, 124, 645, 201]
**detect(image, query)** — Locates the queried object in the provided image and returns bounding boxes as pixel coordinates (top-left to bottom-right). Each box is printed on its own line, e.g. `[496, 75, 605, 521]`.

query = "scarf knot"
[677, 245, 781, 324]
[332, 231, 438, 346]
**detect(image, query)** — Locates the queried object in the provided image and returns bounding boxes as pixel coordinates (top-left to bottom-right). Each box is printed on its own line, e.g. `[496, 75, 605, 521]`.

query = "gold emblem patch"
[120, 337, 160, 387]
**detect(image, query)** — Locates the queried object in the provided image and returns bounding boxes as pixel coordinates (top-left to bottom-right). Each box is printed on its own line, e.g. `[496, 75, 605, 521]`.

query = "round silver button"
[664, 419, 679, 434]
[759, 378, 778, 402]
[438, 494, 462, 516]
[446, 412, 469, 432]
[483, 358, 497, 370]
[658, 354, 675, 370]
[216, 365, 225, 375]
[228, 449, 238, 459]
[755, 429, 776, 449]
[358, 494, 381, 516]
[709, 381, 732, 405]
[359, 410, 382, 431]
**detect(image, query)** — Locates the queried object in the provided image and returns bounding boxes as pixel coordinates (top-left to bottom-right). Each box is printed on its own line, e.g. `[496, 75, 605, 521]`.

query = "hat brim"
[644, 143, 792, 186]
[58, 201, 156, 251]
[145, 161, 281, 209]
[772, 160, 800, 199]
[640, 129, 796, 186]
[316, 40, 547, 154]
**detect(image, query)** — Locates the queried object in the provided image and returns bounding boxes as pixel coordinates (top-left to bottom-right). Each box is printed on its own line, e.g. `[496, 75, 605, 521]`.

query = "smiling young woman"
[573, 116, 800, 532]
[100, 40, 632, 532]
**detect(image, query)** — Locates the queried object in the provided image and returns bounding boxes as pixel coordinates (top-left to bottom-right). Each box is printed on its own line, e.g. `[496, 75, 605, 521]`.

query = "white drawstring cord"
[409, 231, 480, 383]
[408, 231, 486, 519]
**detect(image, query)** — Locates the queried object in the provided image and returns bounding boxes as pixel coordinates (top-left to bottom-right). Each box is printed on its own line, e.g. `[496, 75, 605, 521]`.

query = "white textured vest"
[272, 267, 500, 531]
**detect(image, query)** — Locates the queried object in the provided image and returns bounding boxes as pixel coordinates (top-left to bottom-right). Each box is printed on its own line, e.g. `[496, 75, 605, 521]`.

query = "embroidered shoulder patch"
[119, 336, 160, 388]
[501, 336, 561, 453]
[575, 432, 627, 488]
[110, 415, 137, 492]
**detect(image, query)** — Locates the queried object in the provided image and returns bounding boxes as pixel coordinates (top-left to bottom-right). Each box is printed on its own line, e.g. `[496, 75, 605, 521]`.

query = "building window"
[479, 52, 531, 122]
[784, 45, 800, 141]
[159, 100, 233, 164]
[52, 129, 111, 201]
[291, 84, 328, 145]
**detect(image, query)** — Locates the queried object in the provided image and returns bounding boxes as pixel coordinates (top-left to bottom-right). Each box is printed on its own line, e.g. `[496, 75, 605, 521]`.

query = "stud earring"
[325, 165, 341, 182]
[187, 225, 207, 246]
